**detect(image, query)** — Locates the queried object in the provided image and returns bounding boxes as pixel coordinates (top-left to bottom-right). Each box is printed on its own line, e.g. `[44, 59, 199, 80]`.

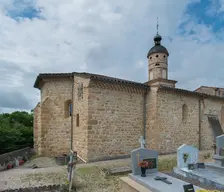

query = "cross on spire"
[156, 17, 159, 34]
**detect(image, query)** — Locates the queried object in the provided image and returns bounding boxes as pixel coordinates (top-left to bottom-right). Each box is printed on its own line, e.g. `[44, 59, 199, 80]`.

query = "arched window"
[65, 100, 72, 118]
[182, 104, 188, 121]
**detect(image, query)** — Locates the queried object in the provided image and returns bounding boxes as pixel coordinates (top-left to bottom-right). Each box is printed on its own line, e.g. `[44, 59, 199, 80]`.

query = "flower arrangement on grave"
[138, 160, 149, 177]
[138, 160, 149, 168]
[183, 153, 189, 163]
[7, 161, 13, 169]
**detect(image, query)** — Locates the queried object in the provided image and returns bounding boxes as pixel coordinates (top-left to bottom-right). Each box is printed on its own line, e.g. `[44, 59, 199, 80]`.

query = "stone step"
[104, 166, 132, 175]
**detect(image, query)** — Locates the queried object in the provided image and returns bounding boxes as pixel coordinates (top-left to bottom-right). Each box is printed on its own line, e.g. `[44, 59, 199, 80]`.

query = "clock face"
[143, 158, 157, 169]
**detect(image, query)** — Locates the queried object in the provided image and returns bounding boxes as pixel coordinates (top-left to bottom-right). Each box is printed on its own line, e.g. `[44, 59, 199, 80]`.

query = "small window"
[64, 100, 72, 118]
[150, 57, 152, 59]
[163, 55, 166, 58]
[155, 63, 160, 66]
[76, 114, 79, 127]
[156, 55, 159, 58]
[182, 104, 188, 121]
[69, 103, 72, 116]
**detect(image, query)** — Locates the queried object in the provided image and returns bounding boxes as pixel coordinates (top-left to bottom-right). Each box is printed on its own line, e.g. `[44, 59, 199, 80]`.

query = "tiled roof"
[158, 85, 224, 100]
[34, 72, 149, 89]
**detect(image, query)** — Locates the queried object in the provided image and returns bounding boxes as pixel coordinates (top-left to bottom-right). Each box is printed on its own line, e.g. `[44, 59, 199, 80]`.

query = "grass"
[73, 166, 122, 192]
[73, 157, 177, 192]
[21, 171, 67, 187]
[158, 156, 177, 171]
[73, 152, 213, 192]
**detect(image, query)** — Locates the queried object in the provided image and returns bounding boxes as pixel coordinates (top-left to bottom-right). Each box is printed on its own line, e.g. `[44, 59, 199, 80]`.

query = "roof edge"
[33, 72, 150, 90]
[158, 85, 224, 100]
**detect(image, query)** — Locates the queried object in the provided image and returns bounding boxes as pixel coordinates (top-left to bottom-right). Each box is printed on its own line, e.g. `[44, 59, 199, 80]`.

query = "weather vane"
[156, 17, 159, 34]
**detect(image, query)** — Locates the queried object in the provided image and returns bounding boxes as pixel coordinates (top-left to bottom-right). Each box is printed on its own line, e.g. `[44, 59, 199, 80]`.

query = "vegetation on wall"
[0, 111, 33, 154]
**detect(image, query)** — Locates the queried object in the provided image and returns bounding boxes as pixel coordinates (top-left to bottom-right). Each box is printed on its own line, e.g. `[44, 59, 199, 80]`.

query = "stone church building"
[33, 32, 224, 162]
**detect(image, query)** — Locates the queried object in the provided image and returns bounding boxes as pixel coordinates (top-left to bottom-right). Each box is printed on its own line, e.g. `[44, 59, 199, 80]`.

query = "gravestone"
[216, 134, 224, 155]
[213, 134, 224, 167]
[177, 144, 199, 169]
[131, 148, 158, 175]
[131, 136, 158, 175]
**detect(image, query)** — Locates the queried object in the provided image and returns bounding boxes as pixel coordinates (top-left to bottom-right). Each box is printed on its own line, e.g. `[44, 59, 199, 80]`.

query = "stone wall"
[195, 86, 224, 97]
[156, 90, 200, 154]
[148, 52, 168, 81]
[37, 79, 73, 156]
[87, 81, 146, 161]
[156, 89, 224, 153]
[72, 76, 90, 161]
[0, 147, 34, 167]
[200, 98, 224, 150]
[195, 86, 216, 95]
[145, 87, 158, 150]
[33, 102, 41, 153]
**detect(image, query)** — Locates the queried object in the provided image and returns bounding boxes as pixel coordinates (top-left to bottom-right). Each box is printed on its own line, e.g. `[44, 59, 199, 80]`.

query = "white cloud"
[0, 0, 224, 112]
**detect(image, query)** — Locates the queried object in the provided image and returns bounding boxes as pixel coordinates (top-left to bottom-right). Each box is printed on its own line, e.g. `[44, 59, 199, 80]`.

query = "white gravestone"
[139, 136, 145, 149]
[177, 144, 199, 169]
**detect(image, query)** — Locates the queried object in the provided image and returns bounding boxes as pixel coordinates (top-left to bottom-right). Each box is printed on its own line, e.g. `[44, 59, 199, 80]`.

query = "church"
[33, 30, 224, 162]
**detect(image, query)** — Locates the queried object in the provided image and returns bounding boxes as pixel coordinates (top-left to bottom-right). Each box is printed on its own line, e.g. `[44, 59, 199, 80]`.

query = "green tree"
[0, 111, 33, 154]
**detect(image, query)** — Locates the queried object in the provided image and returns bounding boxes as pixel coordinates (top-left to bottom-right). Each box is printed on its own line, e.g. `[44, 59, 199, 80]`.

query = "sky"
[0, 0, 224, 113]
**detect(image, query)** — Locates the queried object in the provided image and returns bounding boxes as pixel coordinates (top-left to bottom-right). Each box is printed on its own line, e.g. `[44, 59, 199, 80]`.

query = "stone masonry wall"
[156, 90, 200, 154]
[156, 90, 224, 153]
[148, 52, 168, 81]
[200, 98, 224, 150]
[72, 76, 90, 161]
[87, 82, 145, 161]
[145, 87, 158, 150]
[38, 79, 73, 156]
[33, 103, 41, 153]
[195, 86, 224, 97]
[195, 87, 215, 95]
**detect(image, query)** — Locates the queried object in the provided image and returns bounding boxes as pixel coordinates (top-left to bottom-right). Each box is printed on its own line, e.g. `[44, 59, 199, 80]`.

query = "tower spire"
[154, 17, 162, 45]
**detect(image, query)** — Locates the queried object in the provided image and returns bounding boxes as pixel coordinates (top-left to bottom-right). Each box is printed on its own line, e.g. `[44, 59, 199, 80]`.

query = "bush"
[0, 111, 33, 154]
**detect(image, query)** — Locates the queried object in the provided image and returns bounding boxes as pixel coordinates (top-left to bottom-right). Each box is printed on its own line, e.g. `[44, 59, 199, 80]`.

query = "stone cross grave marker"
[139, 136, 145, 148]
[177, 144, 199, 169]
[216, 134, 224, 156]
[131, 148, 158, 175]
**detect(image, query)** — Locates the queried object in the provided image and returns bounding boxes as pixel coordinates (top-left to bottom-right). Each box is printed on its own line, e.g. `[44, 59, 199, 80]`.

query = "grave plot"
[173, 141, 224, 191]
[120, 136, 204, 192]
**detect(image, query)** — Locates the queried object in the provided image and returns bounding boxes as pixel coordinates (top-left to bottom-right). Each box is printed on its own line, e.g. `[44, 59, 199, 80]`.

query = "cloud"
[0, 0, 224, 112]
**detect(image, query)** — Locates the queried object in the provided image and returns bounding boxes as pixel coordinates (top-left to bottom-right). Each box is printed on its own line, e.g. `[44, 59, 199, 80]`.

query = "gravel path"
[0, 150, 213, 191]
[0, 166, 67, 191]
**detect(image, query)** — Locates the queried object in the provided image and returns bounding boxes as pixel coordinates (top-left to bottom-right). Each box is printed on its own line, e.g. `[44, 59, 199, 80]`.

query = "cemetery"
[1, 135, 224, 191]
[120, 135, 224, 192]
[173, 135, 224, 191]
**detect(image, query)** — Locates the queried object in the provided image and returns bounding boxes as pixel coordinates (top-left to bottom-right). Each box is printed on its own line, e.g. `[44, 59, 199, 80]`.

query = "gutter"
[70, 74, 74, 150]
[143, 91, 147, 140]
[198, 99, 201, 150]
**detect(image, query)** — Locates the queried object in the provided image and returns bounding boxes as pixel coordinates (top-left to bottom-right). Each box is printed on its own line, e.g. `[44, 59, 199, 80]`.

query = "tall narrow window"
[76, 114, 79, 127]
[182, 104, 188, 121]
[69, 103, 72, 116]
[64, 100, 72, 118]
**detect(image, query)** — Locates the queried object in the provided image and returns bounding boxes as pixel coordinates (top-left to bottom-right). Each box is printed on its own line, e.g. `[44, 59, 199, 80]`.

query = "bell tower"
[146, 18, 177, 88]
